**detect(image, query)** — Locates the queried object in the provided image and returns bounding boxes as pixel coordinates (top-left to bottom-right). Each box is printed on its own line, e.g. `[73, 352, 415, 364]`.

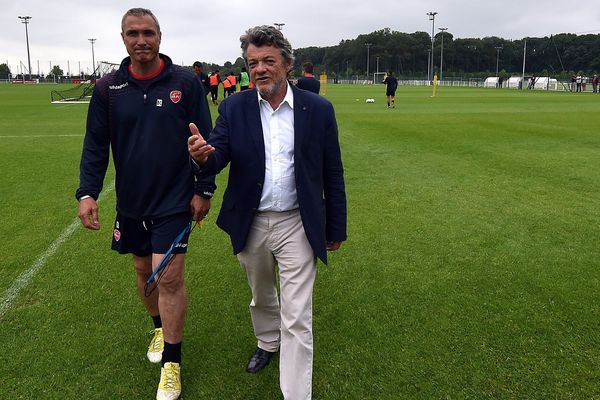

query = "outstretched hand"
[188, 123, 215, 166]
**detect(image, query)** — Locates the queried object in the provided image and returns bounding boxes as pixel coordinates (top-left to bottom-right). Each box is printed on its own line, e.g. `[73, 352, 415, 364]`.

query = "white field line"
[0, 181, 114, 319]
[0, 135, 83, 138]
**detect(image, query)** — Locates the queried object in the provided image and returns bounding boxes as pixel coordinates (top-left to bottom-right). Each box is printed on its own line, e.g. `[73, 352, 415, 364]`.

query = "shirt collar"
[257, 81, 294, 111]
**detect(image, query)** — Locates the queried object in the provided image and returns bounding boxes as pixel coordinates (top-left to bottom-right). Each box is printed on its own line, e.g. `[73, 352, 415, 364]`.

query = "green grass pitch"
[1, 83, 600, 399]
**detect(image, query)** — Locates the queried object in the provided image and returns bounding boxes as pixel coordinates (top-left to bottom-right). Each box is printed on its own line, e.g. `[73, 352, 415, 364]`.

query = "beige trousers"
[237, 209, 317, 400]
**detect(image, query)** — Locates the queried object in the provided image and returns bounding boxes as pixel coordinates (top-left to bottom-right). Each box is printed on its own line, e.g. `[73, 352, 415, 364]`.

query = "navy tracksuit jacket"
[76, 54, 215, 219]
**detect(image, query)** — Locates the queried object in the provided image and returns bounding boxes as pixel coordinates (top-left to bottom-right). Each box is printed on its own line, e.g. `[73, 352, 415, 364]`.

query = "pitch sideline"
[0, 182, 114, 319]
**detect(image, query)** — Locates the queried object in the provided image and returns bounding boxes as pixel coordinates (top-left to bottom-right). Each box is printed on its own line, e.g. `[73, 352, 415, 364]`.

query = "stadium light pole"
[365, 43, 372, 81]
[346, 59, 349, 80]
[521, 39, 527, 90]
[438, 27, 448, 81]
[427, 49, 431, 82]
[495, 45, 503, 78]
[274, 23, 285, 30]
[426, 11, 437, 83]
[18, 16, 33, 81]
[88, 38, 96, 78]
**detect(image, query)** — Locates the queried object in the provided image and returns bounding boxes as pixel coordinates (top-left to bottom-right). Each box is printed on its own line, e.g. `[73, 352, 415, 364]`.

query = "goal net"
[51, 61, 119, 103]
[373, 72, 387, 84]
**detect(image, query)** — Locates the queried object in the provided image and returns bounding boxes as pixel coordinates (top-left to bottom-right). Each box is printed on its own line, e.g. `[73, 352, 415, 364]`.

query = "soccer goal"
[373, 72, 387, 84]
[51, 61, 119, 104]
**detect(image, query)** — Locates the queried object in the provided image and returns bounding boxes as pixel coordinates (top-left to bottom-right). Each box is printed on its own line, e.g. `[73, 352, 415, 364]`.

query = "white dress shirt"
[257, 83, 298, 212]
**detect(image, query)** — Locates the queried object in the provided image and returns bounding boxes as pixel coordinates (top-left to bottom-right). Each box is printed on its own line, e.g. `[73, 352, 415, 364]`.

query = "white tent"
[532, 77, 559, 90]
[484, 77, 499, 88]
[507, 76, 522, 89]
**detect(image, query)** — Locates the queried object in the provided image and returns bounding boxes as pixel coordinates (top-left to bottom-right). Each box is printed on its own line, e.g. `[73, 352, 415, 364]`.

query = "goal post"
[373, 72, 387, 84]
[51, 61, 119, 104]
[319, 73, 327, 95]
[93, 61, 120, 78]
[50, 82, 95, 103]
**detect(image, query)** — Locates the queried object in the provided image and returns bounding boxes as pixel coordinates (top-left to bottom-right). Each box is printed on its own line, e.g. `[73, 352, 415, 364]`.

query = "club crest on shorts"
[170, 90, 182, 103]
[114, 228, 121, 242]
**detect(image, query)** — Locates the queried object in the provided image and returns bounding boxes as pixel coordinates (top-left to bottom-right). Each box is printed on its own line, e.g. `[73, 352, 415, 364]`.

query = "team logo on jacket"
[170, 90, 182, 103]
[114, 228, 121, 242]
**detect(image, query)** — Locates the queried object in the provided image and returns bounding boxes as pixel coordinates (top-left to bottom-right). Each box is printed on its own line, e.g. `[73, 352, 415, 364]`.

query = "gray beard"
[258, 79, 283, 100]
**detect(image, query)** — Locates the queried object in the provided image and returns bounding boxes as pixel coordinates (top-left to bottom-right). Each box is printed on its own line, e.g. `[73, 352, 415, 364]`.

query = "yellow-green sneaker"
[156, 362, 181, 400]
[147, 328, 164, 363]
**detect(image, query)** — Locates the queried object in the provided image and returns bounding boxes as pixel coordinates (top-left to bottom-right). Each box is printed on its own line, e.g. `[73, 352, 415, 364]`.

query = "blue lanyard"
[145, 221, 193, 288]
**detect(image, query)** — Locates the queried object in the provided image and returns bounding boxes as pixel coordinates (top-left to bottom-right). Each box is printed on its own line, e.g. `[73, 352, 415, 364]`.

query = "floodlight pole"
[521, 39, 527, 90]
[346, 60, 349, 79]
[427, 11, 437, 83]
[18, 16, 32, 81]
[495, 45, 503, 86]
[426, 49, 431, 82]
[88, 38, 96, 78]
[365, 43, 372, 81]
[438, 27, 448, 81]
[274, 23, 285, 30]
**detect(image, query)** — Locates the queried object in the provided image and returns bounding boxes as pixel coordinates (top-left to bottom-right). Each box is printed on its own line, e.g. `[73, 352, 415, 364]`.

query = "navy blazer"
[197, 85, 347, 263]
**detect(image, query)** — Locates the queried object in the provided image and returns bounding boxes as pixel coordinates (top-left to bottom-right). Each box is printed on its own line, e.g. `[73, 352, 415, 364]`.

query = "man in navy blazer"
[188, 25, 346, 400]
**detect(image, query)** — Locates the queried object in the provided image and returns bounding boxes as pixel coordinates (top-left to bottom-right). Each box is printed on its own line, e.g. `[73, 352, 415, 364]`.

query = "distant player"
[192, 61, 210, 95]
[209, 69, 221, 104]
[239, 67, 250, 91]
[296, 61, 320, 94]
[226, 72, 237, 96]
[382, 71, 398, 108]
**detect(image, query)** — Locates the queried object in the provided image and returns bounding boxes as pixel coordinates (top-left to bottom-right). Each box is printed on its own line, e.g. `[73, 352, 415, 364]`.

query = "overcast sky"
[2, 0, 599, 75]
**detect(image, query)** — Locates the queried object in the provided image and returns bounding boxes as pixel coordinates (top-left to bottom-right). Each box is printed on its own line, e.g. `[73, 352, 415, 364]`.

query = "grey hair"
[240, 25, 295, 65]
[121, 8, 161, 33]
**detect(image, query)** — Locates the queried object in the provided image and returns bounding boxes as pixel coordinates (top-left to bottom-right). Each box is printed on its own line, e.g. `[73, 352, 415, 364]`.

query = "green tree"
[50, 65, 63, 76]
[0, 63, 10, 79]
[288, 29, 600, 78]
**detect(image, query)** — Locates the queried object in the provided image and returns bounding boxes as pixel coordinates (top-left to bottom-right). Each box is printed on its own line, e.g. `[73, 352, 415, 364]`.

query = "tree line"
[3, 29, 598, 81]
[291, 28, 600, 79]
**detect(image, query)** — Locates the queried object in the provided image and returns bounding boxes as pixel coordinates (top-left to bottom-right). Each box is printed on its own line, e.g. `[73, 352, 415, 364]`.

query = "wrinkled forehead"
[122, 15, 160, 33]
[246, 44, 289, 65]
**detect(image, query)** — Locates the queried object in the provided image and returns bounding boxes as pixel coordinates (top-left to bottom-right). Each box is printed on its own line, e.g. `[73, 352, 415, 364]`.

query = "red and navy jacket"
[76, 54, 216, 219]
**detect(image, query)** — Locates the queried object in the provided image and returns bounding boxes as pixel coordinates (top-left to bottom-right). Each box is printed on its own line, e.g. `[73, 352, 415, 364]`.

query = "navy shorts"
[111, 212, 191, 256]
[386, 87, 397, 96]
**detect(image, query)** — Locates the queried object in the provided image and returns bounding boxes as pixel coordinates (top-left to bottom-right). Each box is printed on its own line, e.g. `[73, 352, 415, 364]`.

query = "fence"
[327, 77, 588, 92]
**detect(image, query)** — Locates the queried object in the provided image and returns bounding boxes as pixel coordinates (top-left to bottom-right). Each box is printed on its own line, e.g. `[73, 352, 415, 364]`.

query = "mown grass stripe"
[0, 182, 114, 319]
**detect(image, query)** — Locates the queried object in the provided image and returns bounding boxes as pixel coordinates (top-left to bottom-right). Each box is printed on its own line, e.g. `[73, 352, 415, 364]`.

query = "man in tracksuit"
[75, 8, 214, 400]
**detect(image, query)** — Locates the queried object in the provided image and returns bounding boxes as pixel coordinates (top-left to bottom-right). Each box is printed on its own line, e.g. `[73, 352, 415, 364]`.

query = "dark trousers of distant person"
[210, 85, 219, 104]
